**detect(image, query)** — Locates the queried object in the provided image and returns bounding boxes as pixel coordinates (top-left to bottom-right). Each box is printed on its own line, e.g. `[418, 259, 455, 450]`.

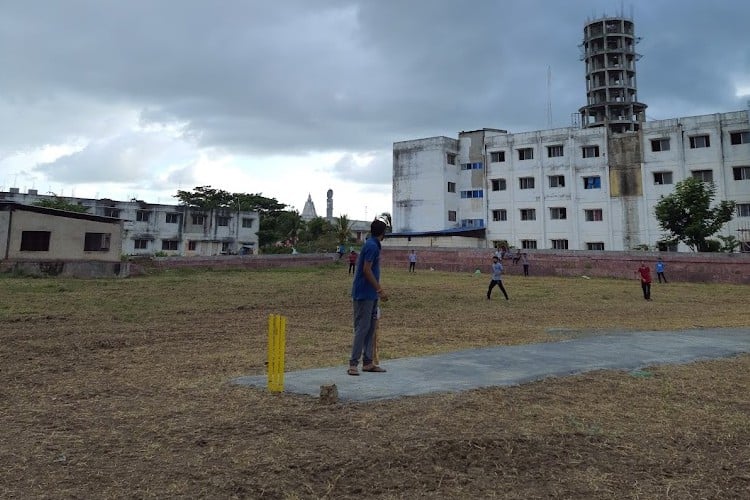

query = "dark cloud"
[1, 0, 749, 192]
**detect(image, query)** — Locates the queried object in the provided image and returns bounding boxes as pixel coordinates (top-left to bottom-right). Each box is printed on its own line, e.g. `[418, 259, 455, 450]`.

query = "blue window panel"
[460, 219, 485, 228]
[584, 176, 601, 189]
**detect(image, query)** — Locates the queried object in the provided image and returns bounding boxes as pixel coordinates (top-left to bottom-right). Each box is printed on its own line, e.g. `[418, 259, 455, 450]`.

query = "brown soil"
[1, 267, 748, 498]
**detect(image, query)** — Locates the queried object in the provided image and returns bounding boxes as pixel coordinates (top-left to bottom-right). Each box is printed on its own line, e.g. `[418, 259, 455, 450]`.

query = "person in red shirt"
[636, 261, 652, 300]
[347, 250, 357, 274]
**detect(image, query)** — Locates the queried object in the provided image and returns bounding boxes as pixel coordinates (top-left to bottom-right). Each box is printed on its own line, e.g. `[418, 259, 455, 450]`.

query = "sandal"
[362, 364, 386, 373]
[347, 366, 360, 376]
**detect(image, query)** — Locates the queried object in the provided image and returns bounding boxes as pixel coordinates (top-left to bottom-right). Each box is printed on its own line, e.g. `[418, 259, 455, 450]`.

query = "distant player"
[636, 261, 652, 300]
[655, 257, 667, 283]
[487, 256, 509, 300]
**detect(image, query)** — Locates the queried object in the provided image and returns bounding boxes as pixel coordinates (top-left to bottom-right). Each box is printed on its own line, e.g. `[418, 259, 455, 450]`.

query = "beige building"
[1, 202, 124, 276]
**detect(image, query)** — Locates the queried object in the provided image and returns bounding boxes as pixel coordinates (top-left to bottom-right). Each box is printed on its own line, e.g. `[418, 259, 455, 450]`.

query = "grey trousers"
[350, 299, 377, 367]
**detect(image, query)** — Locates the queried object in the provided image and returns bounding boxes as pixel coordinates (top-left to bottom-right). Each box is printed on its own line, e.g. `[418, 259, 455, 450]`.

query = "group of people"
[346, 223, 672, 374]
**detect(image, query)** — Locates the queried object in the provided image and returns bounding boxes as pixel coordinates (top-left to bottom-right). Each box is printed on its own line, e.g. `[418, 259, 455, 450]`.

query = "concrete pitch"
[231, 328, 750, 403]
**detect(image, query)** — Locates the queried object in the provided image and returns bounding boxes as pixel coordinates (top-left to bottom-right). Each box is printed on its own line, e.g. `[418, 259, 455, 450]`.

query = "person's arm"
[363, 259, 388, 301]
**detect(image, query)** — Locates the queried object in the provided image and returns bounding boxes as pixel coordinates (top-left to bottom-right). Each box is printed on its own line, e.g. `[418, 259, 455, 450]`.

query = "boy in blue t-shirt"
[655, 257, 667, 283]
[487, 256, 509, 300]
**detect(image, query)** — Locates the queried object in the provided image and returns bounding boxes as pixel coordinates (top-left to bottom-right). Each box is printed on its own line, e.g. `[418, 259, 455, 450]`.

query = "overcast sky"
[1, 1, 749, 220]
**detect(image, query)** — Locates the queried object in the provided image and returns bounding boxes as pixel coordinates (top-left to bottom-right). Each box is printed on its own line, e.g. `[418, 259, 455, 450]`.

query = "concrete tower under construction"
[578, 16, 647, 133]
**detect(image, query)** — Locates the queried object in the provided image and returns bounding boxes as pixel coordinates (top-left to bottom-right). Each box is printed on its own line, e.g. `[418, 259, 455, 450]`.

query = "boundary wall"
[380, 248, 750, 284]
[3, 251, 747, 284]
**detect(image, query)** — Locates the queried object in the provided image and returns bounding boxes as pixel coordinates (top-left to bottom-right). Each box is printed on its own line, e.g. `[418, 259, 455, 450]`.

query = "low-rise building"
[0, 190, 260, 256]
[1, 202, 124, 276]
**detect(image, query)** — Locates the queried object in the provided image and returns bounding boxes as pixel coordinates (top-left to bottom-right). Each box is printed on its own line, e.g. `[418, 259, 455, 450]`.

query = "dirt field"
[1, 265, 749, 498]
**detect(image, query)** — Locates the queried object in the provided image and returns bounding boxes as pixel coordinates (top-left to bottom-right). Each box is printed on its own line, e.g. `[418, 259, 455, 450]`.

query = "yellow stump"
[267, 314, 286, 392]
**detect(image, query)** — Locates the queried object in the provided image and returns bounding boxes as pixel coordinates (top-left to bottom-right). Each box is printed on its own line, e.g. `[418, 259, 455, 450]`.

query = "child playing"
[487, 256, 509, 300]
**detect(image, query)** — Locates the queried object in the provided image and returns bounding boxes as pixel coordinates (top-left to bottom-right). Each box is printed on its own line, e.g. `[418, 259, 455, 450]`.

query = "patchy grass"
[1, 265, 748, 498]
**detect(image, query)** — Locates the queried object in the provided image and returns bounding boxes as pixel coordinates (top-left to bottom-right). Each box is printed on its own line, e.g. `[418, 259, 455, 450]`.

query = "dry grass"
[1, 264, 748, 498]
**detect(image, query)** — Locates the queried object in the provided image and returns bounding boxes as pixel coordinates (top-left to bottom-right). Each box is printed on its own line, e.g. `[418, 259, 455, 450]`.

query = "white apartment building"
[392, 110, 750, 252]
[0, 190, 260, 256]
[392, 15, 750, 252]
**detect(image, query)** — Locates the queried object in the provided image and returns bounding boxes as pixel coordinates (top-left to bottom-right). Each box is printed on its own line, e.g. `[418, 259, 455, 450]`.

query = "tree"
[175, 186, 292, 251]
[33, 197, 89, 213]
[174, 186, 286, 214]
[256, 210, 302, 249]
[654, 176, 736, 252]
[174, 186, 232, 210]
[334, 214, 353, 244]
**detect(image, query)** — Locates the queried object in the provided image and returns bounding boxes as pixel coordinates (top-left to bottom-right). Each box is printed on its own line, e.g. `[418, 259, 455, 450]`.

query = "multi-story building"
[391, 16, 750, 252]
[392, 112, 750, 252]
[0, 189, 260, 256]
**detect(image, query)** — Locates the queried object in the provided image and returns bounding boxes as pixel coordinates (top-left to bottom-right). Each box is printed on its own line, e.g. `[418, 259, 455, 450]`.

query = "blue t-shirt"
[352, 236, 381, 300]
[656, 261, 665, 273]
[491, 261, 503, 281]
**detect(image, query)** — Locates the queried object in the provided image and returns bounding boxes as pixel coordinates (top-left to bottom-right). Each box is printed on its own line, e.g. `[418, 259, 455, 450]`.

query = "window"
[650, 138, 670, 152]
[521, 240, 537, 249]
[490, 151, 505, 162]
[549, 207, 567, 220]
[737, 203, 750, 217]
[587, 242, 605, 251]
[448, 210, 457, 222]
[136, 210, 150, 222]
[166, 213, 179, 223]
[103, 207, 120, 218]
[519, 177, 535, 190]
[583, 176, 601, 189]
[242, 217, 254, 228]
[730, 131, 750, 145]
[548, 175, 565, 188]
[547, 145, 564, 158]
[188, 240, 197, 251]
[446, 153, 457, 165]
[582, 145, 600, 158]
[653, 172, 673, 185]
[84, 232, 111, 251]
[20, 231, 51, 251]
[585, 209, 603, 221]
[492, 209, 507, 221]
[460, 219, 484, 228]
[461, 162, 483, 170]
[691, 169, 714, 182]
[162, 240, 179, 251]
[460, 190, 483, 199]
[733, 166, 750, 181]
[657, 240, 678, 252]
[447, 182, 456, 193]
[689, 135, 710, 149]
[192, 214, 205, 225]
[490, 178, 506, 191]
[551, 239, 569, 250]
[134, 239, 148, 250]
[520, 209, 536, 221]
[517, 148, 534, 160]
[217, 216, 230, 226]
